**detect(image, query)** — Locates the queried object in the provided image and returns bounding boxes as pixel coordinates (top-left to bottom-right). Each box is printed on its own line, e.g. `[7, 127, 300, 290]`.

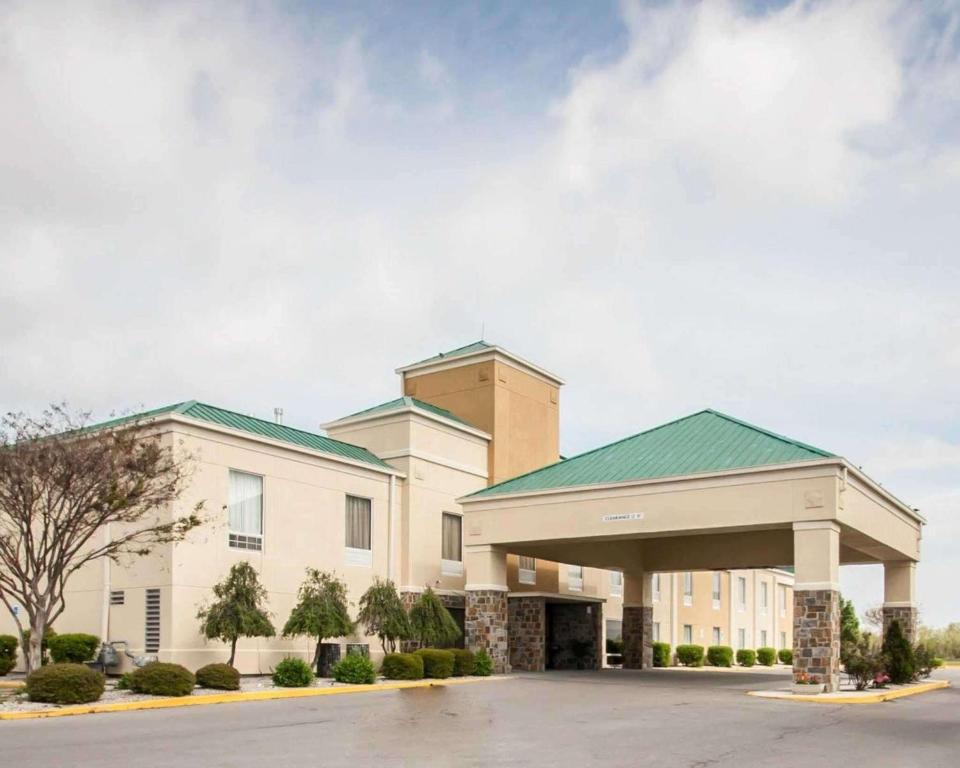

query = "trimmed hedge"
[652, 642, 671, 668]
[26, 663, 104, 704]
[778, 648, 793, 665]
[473, 648, 494, 677]
[449, 649, 476, 677]
[196, 663, 240, 691]
[381, 653, 424, 680]
[736, 649, 757, 667]
[676, 644, 705, 667]
[48, 633, 100, 665]
[0, 634, 17, 676]
[707, 645, 733, 667]
[415, 648, 455, 679]
[272, 657, 315, 688]
[756, 647, 777, 667]
[332, 653, 376, 684]
[130, 662, 196, 697]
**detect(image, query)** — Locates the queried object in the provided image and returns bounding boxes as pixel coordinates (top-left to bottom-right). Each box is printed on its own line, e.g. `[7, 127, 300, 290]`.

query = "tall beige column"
[792, 521, 841, 692]
[464, 545, 510, 673]
[622, 569, 653, 669]
[883, 561, 918, 643]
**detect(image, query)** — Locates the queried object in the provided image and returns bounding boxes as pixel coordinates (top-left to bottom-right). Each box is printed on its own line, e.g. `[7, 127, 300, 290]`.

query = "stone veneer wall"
[508, 596, 546, 672]
[466, 589, 510, 673]
[793, 589, 840, 692]
[622, 606, 653, 669]
[549, 603, 602, 670]
[882, 605, 919, 644]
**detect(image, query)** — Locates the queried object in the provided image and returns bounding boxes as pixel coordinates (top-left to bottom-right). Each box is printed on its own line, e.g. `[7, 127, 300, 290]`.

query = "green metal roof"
[340, 396, 480, 430]
[408, 340, 492, 367]
[92, 401, 393, 471]
[468, 409, 834, 498]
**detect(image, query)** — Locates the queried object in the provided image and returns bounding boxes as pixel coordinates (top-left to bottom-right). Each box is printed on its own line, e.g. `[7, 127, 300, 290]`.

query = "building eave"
[396, 345, 565, 386]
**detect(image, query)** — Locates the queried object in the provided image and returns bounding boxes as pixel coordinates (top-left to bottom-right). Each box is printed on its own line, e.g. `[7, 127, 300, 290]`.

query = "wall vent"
[110, 590, 125, 606]
[145, 588, 161, 653]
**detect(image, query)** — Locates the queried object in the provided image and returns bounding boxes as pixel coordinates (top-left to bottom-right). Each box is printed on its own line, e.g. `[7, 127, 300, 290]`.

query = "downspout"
[388, 475, 398, 583]
[100, 524, 111, 644]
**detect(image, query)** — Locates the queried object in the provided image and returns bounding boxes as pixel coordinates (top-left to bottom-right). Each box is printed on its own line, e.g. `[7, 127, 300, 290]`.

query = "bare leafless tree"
[0, 405, 204, 672]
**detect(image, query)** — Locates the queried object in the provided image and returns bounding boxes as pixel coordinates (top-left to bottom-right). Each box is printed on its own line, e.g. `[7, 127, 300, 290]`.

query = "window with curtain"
[653, 622, 660, 642]
[738, 628, 746, 650]
[442, 513, 462, 562]
[738, 576, 747, 608]
[518, 556, 536, 584]
[761, 581, 769, 612]
[228, 470, 263, 551]
[713, 627, 722, 645]
[779, 585, 788, 617]
[568, 564, 584, 591]
[683, 625, 693, 644]
[609, 570, 623, 596]
[683, 572, 693, 596]
[345, 496, 372, 550]
[712, 572, 721, 601]
[653, 573, 661, 601]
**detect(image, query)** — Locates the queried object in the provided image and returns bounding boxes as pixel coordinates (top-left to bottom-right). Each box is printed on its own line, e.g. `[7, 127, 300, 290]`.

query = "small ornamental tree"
[408, 587, 461, 648]
[357, 578, 412, 653]
[282, 569, 354, 668]
[197, 561, 275, 666]
[840, 595, 861, 666]
[882, 619, 916, 684]
[0, 405, 204, 673]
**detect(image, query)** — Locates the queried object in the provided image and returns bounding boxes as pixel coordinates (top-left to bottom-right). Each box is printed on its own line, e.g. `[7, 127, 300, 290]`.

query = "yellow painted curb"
[0, 676, 508, 721]
[748, 679, 949, 705]
[0, 681, 25, 690]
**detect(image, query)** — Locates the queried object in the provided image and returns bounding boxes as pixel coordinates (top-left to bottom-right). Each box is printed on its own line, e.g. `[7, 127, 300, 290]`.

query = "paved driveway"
[3, 668, 957, 767]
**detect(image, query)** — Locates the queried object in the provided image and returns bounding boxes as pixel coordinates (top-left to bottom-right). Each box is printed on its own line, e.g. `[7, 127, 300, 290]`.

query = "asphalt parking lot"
[3, 668, 958, 768]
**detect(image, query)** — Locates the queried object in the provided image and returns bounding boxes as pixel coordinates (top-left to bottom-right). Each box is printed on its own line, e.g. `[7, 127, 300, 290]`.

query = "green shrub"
[272, 657, 315, 687]
[606, 637, 624, 654]
[473, 648, 494, 676]
[48, 633, 100, 664]
[652, 642, 672, 667]
[844, 646, 886, 691]
[196, 663, 240, 691]
[332, 653, 376, 684]
[449, 648, 476, 676]
[676, 644, 704, 667]
[778, 648, 793, 665]
[882, 620, 915, 684]
[26, 663, 104, 704]
[414, 648, 455, 679]
[130, 662, 196, 697]
[932, 657, 945, 669]
[706, 645, 733, 667]
[736, 649, 757, 667]
[115, 672, 134, 690]
[0, 634, 17, 676]
[756, 647, 777, 666]
[381, 653, 424, 680]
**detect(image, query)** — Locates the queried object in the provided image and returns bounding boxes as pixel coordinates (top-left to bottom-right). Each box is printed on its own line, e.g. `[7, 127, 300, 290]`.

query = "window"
[145, 588, 160, 653]
[761, 630, 768, 647]
[712, 572, 722, 609]
[760, 582, 769, 614]
[653, 622, 661, 642]
[779, 585, 788, 618]
[110, 590, 125, 606]
[345, 495, 372, 566]
[441, 513, 463, 575]
[518, 556, 536, 585]
[606, 619, 622, 642]
[737, 577, 747, 610]
[713, 626, 722, 645]
[683, 624, 693, 644]
[228, 470, 263, 551]
[683, 572, 693, 606]
[609, 570, 623, 597]
[737, 628, 746, 650]
[780, 631, 787, 650]
[652, 573, 661, 602]
[568, 564, 584, 591]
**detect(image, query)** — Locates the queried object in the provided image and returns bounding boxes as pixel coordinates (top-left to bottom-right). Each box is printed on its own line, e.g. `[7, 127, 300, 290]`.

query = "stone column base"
[883, 605, 919, 645]
[508, 596, 545, 671]
[466, 589, 510, 674]
[793, 589, 840, 692]
[622, 605, 653, 669]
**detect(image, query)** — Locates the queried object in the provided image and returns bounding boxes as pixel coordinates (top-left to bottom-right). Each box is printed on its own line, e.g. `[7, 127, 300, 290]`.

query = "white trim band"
[793, 581, 841, 592]
[882, 601, 918, 609]
[792, 520, 841, 533]
[465, 583, 509, 592]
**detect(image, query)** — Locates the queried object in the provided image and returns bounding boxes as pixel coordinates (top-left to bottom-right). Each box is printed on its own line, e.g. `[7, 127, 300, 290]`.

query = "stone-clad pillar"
[622, 570, 653, 669]
[883, 561, 918, 644]
[793, 521, 841, 692]
[465, 545, 510, 673]
[508, 596, 546, 671]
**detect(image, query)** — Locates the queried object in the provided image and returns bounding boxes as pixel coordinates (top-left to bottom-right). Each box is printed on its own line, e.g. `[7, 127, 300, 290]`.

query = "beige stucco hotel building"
[5, 342, 921, 688]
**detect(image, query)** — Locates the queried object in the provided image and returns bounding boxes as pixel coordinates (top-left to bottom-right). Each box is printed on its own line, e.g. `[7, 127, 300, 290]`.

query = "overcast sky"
[1, 0, 958, 626]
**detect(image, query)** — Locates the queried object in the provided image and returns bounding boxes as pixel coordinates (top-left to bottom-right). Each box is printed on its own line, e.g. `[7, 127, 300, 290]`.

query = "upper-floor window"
[779, 584, 788, 617]
[345, 495, 372, 566]
[683, 572, 693, 606]
[652, 573, 661, 602]
[712, 572, 722, 608]
[441, 513, 463, 575]
[609, 570, 623, 597]
[568, 564, 584, 591]
[228, 470, 263, 551]
[760, 582, 769, 613]
[518, 556, 536, 585]
[737, 577, 747, 610]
